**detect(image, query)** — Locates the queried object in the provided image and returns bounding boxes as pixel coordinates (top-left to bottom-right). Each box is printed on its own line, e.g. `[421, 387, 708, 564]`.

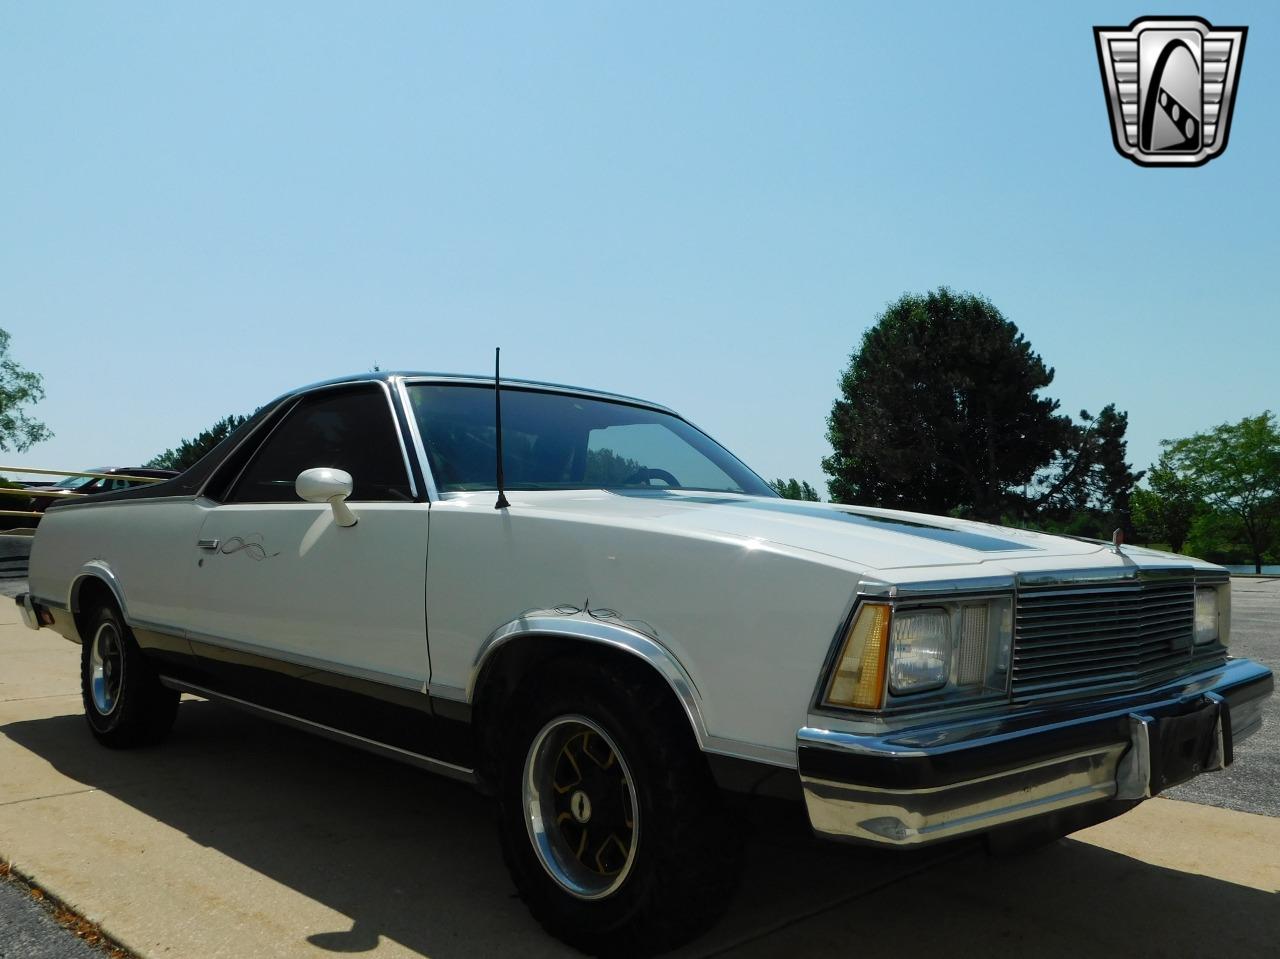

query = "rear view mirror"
[295, 468, 357, 527]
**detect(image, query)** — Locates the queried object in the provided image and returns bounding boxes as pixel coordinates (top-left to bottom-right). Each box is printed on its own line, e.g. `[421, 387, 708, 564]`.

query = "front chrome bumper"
[797, 657, 1273, 847]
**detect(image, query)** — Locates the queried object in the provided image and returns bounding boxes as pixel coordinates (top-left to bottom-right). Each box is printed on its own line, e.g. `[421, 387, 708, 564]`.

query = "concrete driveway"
[1, 595, 1277, 958]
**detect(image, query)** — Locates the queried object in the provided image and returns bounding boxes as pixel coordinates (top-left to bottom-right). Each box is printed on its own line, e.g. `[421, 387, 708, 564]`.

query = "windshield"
[408, 384, 774, 496]
[51, 473, 100, 489]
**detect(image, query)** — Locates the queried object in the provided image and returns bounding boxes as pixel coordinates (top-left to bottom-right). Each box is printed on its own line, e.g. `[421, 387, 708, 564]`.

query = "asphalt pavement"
[1168, 577, 1280, 816]
[0, 874, 102, 959]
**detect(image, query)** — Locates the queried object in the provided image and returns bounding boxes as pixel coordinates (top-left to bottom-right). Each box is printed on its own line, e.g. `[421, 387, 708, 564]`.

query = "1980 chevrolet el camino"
[16, 371, 1274, 956]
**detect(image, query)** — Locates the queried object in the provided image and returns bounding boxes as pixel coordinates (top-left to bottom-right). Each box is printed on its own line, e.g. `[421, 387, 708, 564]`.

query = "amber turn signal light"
[823, 603, 891, 710]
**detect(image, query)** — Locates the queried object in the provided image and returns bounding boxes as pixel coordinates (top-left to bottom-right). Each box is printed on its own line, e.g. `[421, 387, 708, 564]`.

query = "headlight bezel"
[819, 592, 1015, 715]
[1194, 582, 1231, 647]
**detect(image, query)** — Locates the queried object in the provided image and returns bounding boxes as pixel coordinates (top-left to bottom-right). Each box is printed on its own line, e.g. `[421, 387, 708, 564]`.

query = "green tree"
[769, 478, 820, 501]
[823, 289, 1071, 521]
[583, 448, 644, 485]
[0, 328, 53, 453]
[1184, 508, 1251, 565]
[146, 414, 247, 472]
[1131, 454, 1200, 553]
[1026, 404, 1143, 533]
[1161, 412, 1280, 573]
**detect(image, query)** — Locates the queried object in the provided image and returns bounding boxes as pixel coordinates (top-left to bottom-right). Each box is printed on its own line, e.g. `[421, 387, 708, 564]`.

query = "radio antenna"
[494, 347, 510, 509]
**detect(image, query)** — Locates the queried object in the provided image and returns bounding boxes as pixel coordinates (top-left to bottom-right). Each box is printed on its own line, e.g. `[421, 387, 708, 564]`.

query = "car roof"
[287, 371, 678, 415]
[88, 467, 178, 475]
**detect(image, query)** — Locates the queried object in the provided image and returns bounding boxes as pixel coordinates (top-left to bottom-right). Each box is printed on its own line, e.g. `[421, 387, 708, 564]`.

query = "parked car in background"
[14, 371, 1275, 956]
[23, 467, 178, 514]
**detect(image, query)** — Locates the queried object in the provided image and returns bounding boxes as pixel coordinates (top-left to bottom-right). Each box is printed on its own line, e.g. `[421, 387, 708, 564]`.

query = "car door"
[184, 384, 431, 693]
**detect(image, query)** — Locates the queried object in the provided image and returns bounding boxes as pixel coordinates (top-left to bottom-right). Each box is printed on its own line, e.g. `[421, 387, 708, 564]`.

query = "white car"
[16, 371, 1274, 956]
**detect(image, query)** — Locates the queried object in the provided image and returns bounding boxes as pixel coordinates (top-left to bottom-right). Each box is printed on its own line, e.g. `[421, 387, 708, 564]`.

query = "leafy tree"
[146, 414, 247, 472]
[1131, 454, 1201, 552]
[1184, 508, 1254, 565]
[0, 328, 53, 453]
[823, 289, 1071, 521]
[1161, 412, 1280, 573]
[1026, 404, 1143, 533]
[583, 448, 644, 485]
[769, 478, 820, 501]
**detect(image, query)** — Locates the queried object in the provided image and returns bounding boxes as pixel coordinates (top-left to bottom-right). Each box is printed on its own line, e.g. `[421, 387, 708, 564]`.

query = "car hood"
[499, 490, 1134, 572]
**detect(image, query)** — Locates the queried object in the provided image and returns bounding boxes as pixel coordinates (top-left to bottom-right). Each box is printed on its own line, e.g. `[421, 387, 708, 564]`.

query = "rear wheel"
[496, 660, 738, 957]
[80, 603, 179, 747]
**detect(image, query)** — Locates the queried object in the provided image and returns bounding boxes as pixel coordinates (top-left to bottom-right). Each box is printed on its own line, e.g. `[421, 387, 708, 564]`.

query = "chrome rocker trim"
[160, 678, 477, 785]
[797, 657, 1273, 847]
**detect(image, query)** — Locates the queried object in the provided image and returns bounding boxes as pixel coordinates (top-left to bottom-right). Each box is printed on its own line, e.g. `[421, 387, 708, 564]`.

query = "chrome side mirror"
[295, 468, 358, 527]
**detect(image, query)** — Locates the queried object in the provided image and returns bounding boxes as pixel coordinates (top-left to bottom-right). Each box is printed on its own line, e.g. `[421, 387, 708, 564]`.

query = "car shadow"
[746, 836, 1280, 959]
[3, 700, 1277, 958]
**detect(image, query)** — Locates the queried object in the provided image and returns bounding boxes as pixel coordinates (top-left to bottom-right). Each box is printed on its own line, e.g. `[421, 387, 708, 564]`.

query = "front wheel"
[80, 603, 179, 748]
[497, 661, 739, 957]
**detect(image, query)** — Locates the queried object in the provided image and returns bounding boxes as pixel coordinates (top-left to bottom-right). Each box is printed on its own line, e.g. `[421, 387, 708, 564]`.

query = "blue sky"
[2, 2, 1276, 495]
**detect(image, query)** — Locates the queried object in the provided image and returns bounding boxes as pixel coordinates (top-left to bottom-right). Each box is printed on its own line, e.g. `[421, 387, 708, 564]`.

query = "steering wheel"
[623, 467, 682, 488]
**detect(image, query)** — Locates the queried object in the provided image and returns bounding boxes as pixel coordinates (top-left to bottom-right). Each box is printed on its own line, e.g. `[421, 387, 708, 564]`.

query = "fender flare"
[468, 610, 711, 751]
[68, 561, 131, 622]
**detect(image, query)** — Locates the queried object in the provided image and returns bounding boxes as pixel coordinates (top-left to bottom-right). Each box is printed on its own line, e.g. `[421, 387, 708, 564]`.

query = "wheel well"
[71, 576, 119, 642]
[470, 635, 702, 790]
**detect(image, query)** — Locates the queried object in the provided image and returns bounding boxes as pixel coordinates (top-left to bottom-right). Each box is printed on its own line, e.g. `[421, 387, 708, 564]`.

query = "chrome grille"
[1012, 576, 1213, 701]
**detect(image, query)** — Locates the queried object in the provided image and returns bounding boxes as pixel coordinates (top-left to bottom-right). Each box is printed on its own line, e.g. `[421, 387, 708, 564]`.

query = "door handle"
[197, 538, 220, 551]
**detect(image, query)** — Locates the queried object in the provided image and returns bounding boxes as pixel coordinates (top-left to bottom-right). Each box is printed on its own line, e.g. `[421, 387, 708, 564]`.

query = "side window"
[228, 388, 412, 503]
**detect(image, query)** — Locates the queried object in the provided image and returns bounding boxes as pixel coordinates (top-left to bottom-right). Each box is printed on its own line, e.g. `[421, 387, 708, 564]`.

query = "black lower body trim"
[130, 626, 475, 773]
[161, 677, 476, 784]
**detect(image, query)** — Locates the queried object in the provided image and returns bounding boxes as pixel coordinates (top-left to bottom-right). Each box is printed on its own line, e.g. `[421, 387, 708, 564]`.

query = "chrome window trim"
[376, 378, 421, 501]
[42, 493, 200, 514]
[393, 376, 439, 502]
[220, 381, 417, 505]
[204, 396, 302, 503]
[399, 377, 773, 498]
[398, 374, 679, 417]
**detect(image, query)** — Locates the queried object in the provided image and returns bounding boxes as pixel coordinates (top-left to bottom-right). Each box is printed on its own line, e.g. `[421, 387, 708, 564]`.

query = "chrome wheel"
[90, 621, 124, 715]
[523, 715, 639, 900]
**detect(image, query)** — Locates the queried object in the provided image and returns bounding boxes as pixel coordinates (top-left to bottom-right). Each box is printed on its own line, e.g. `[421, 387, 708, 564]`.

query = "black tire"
[80, 602, 179, 748]
[496, 659, 739, 957]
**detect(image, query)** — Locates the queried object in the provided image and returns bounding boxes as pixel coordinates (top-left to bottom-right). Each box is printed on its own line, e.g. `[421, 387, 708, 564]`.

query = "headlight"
[822, 597, 1014, 712]
[1195, 586, 1226, 645]
[888, 609, 949, 693]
